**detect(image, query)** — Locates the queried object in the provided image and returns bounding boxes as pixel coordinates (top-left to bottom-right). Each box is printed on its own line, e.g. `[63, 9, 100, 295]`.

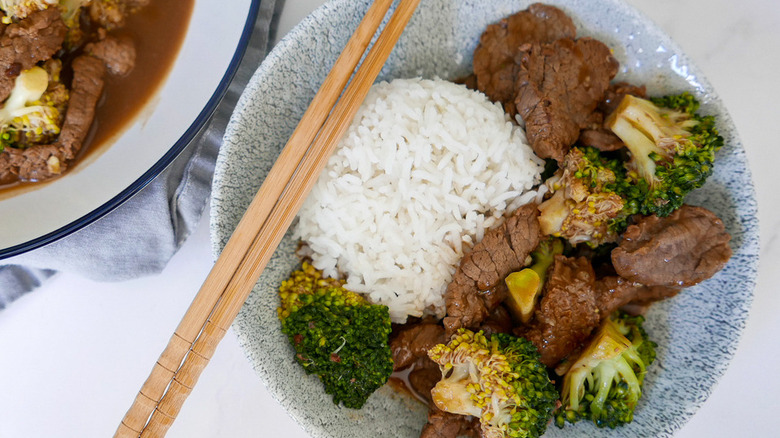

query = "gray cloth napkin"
[0, 0, 286, 309]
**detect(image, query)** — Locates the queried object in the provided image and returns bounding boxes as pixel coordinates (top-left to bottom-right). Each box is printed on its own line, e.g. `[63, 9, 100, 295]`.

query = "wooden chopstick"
[115, 0, 420, 437]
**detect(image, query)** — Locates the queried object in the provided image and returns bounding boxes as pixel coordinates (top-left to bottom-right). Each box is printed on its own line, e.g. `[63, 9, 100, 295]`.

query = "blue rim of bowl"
[0, 0, 262, 260]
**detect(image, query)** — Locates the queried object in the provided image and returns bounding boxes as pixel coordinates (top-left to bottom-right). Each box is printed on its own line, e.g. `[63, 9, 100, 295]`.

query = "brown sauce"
[87, 0, 194, 153]
[0, 0, 194, 195]
[388, 367, 431, 406]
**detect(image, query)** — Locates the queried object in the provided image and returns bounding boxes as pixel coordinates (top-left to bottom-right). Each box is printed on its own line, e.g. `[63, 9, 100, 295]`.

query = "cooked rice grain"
[294, 78, 544, 322]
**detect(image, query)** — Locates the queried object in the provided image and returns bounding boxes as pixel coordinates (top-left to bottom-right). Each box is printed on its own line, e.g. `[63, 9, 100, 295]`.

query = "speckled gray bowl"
[210, 0, 759, 437]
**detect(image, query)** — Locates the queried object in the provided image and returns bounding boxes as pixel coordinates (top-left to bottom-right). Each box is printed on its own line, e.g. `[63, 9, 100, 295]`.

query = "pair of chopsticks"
[114, 0, 420, 436]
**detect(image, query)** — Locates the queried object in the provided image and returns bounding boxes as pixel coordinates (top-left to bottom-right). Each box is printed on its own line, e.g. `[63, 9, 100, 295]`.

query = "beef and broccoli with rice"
[273, 4, 732, 438]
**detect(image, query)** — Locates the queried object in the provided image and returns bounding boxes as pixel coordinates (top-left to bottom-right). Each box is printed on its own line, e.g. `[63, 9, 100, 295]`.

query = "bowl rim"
[0, 0, 262, 260]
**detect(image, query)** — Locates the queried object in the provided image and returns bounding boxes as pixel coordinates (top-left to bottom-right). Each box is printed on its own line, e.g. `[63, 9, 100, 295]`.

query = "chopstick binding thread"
[115, 0, 420, 436]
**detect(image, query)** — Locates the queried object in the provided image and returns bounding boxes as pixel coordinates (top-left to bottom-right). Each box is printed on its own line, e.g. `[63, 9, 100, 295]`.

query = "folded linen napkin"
[0, 0, 286, 309]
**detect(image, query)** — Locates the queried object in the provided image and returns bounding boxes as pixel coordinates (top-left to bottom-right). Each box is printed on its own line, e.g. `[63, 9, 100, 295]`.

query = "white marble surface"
[0, 0, 778, 437]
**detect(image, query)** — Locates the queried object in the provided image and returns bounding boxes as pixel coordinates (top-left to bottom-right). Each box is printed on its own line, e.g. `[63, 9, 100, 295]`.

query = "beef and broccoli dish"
[271, 3, 732, 438]
[0, 0, 191, 188]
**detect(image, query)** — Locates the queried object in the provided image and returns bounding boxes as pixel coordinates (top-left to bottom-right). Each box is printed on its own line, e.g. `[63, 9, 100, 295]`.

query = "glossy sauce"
[87, 0, 194, 153]
[0, 0, 194, 194]
[388, 365, 431, 406]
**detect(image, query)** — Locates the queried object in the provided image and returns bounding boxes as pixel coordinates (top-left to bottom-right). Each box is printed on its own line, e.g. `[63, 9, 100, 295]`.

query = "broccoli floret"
[58, 0, 93, 48]
[0, 0, 55, 21]
[0, 64, 68, 151]
[555, 312, 656, 429]
[606, 92, 723, 217]
[428, 329, 558, 438]
[504, 237, 564, 323]
[277, 262, 393, 409]
[59, 0, 89, 24]
[538, 146, 639, 247]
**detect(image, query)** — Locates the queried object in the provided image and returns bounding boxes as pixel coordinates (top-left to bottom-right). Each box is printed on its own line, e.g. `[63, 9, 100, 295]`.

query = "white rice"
[293, 78, 544, 322]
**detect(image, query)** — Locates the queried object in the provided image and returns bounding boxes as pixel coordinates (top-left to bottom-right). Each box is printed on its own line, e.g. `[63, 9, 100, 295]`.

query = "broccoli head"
[555, 312, 656, 429]
[606, 92, 723, 217]
[61, 0, 92, 44]
[59, 0, 90, 25]
[538, 146, 638, 247]
[0, 63, 68, 151]
[428, 329, 558, 438]
[277, 262, 393, 409]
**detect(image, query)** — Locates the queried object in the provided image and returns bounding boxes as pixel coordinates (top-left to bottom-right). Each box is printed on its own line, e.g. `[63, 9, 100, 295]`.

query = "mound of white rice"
[294, 78, 544, 322]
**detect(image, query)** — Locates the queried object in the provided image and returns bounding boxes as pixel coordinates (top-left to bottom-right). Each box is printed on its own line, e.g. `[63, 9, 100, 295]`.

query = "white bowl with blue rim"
[0, 0, 261, 259]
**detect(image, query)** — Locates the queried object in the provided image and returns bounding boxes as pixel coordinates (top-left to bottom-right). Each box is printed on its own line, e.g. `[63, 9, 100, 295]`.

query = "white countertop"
[1, 0, 778, 437]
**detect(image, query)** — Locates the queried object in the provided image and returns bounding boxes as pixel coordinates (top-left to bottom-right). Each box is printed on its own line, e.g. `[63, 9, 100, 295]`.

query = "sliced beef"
[514, 38, 619, 162]
[578, 82, 647, 151]
[629, 284, 681, 306]
[595, 275, 680, 317]
[86, 35, 136, 76]
[389, 321, 448, 406]
[478, 305, 513, 337]
[600, 82, 647, 114]
[443, 203, 541, 336]
[408, 357, 441, 405]
[0, 8, 67, 101]
[0, 55, 106, 182]
[618, 284, 682, 315]
[473, 3, 575, 113]
[420, 406, 480, 438]
[391, 322, 446, 371]
[53, 56, 106, 157]
[0, 145, 51, 185]
[512, 256, 678, 368]
[611, 205, 732, 287]
[578, 122, 625, 152]
[577, 108, 625, 152]
[593, 275, 637, 315]
[516, 255, 600, 367]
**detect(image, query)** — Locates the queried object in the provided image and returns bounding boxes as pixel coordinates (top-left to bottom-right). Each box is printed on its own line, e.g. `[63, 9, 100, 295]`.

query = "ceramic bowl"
[211, 0, 759, 436]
